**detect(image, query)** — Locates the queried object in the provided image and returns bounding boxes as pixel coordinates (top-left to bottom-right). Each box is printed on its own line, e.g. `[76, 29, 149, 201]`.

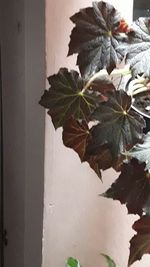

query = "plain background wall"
[1, 0, 45, 266]
[43, 1, 150, 267]
[1, 1, 26, 265]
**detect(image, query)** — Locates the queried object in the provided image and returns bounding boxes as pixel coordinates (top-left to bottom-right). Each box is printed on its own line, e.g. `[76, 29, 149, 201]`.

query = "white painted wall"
[43, 1, 150, 267]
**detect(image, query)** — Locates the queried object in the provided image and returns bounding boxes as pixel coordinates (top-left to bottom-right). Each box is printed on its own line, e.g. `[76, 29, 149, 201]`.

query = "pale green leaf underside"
[128, 132, 150, 170]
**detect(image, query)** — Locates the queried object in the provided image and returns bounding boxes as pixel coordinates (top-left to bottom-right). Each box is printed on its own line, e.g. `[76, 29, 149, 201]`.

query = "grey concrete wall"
[0, 0, 45, 266]
[24, 1, 45, 266]
[1, 1, 26, 265]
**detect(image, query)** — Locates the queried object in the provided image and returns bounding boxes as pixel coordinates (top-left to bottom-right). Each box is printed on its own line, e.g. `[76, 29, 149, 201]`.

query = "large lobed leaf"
[39, 68, 104, 129]
[128, 216, 150, 266]
[128, 132, 150, 170]
[118, 18, 150, 77]
[90, 90, 145, 159]
[102, 159, 150, 216]
[63, 117, 113, 179]
[68, 1, 128, 77]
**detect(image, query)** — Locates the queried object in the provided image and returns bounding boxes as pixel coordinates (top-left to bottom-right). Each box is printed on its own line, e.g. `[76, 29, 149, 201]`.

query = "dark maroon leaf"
[63, 117, 113, 179]
[84, 144, 113, 179]
[90, 90, 145, 158]
[143, 197, 150, 216]
[39, 68, 102, 129]
[102, 159, 150, 216]
[118, 18, 150, 77]
[68, 1, 128, 77]
[128, 216, 150, 266]
[62, 117, 91, 161]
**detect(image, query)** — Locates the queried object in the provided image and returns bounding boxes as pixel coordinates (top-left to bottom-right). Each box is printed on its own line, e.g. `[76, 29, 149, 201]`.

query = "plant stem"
[127, 76, 150, 97]
[132, 87, 150, 96]
[82, 69, 131, 93]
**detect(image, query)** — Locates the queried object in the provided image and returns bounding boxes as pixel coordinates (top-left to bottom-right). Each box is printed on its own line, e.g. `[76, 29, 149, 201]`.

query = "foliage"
[101, 254, 116, 267]
[128, 132, 150, 170]
[90, 90, 145, 158]
[128, 216, 150, 266]
[102, 159, 150, 216]
[117, 18, 150, 77]
[67, 257, 82, 267]
[68, 1, 126, 77]
[66, 255, 116, 267]
[39, 68, 102, 129]
[40, 1, 150, 266]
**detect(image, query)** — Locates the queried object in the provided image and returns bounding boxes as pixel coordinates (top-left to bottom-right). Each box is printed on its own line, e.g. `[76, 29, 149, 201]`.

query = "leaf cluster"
[40, 1, 150, 266]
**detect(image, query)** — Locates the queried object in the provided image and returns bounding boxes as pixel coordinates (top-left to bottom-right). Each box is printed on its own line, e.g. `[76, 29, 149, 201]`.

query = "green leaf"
[67, 257, 81, 267]
[68, 1, 128, 77]
[128, 216, 150, 266]
[128, 132, 150, 170]
[102, 159, 150, 216]
[39, 68, 102, 129]
[118, 18, 150, 77]
[101, 254, 116, 267]
[91, 90, 145, 159]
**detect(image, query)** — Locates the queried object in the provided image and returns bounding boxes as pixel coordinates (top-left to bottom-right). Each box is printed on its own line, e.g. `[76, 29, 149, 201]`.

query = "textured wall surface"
[43, 1, 150, 267]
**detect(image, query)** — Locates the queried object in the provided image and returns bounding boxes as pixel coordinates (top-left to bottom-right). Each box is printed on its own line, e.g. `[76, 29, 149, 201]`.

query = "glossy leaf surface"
[63, 118, 112, 179]
[68, 1, 128, 77]
[85, 143, 113, 179]
[63, 117, 90, 161]
[129, 216, 150, 266]
[118, 18, 150, 77]
[90, 90, 145, 158]
[129, 132, 150, 170]
[39, 68, 101, 129]
[102, 159, 150, 215]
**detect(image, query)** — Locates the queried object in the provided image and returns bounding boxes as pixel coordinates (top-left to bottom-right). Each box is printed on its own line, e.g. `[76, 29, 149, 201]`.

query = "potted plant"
[40, 1, 150, 266]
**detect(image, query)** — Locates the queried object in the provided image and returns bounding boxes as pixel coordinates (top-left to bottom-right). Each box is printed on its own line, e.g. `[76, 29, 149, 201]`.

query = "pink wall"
[43, 1, 150, 267]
